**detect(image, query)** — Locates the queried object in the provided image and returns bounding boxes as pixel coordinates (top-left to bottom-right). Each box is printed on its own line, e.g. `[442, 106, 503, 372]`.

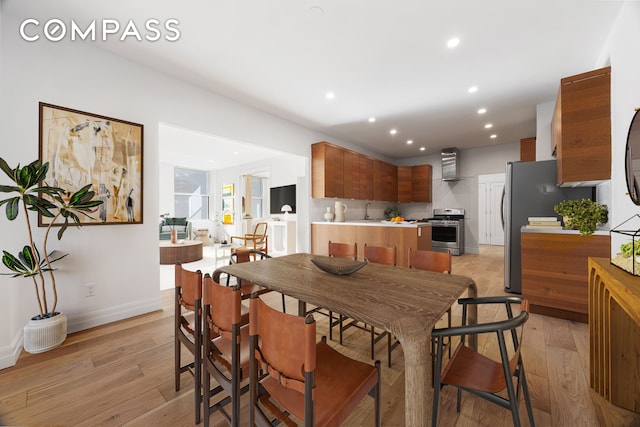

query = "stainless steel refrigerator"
[502, 160, 594, 293]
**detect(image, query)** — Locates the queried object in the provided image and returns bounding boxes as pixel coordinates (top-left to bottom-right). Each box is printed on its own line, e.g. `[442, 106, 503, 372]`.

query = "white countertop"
[312, 220, 431, 228]
[521, 226, 609, 236]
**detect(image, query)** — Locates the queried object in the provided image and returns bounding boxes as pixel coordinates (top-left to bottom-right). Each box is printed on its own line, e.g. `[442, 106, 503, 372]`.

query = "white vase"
[23, 312, 67, 354]
[324, 207, 334, 222]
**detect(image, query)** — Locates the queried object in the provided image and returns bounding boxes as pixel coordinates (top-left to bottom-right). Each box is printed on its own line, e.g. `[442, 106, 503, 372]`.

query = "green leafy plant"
[0, 158, 103, 319]
[384, 206, 401, 219]
[553, 198, 608, 236]
[620, 241, 640, 258]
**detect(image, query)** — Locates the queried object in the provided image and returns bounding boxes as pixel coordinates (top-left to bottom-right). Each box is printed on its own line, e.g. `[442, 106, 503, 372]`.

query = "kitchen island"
[311, 220, 432, 267]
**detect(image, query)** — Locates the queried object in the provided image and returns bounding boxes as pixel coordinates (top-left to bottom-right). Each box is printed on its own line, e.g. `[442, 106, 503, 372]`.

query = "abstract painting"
[38, 102, 143, 225]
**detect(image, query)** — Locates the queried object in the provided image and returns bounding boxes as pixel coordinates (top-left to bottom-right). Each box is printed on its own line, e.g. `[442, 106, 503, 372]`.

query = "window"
[174, 167, 209, 219]
[251, 176, 265, 219]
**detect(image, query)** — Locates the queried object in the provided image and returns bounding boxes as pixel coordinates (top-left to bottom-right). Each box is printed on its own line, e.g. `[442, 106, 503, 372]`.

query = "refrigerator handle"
[500, 186, 505, 230]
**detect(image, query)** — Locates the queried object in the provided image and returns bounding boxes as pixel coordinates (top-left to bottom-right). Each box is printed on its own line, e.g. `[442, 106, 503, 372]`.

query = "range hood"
[441, 148, 459, 181]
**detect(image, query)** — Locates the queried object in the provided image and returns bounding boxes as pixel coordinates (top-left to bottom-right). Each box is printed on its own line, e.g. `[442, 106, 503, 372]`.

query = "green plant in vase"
[553, 198, 608, 236]
[0, 157, 103, 352]
[384, 206, 401, 220]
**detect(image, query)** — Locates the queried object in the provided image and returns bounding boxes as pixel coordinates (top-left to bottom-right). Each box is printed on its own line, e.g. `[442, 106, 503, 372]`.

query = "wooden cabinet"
[312, 141, 429, 202]
[343, 150, 360, 199]
[397, 166, 413, 202]
[312, 142, 344, 198]
[552, 66, 611, 185]
[521, 231, 610, 322]
[311, 223, 431, 267]
[588, 258, 640, 414]
[520, 137, 536, 162]
[397, 164, 432, 203]
[373, 160, 398, 202]
[359, 155, 374, 200]
[411, 164, 432, 202]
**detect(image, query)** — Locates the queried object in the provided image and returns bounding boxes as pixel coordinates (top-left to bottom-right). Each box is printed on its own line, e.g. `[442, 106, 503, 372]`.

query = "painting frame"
[38, 102, 144, 226]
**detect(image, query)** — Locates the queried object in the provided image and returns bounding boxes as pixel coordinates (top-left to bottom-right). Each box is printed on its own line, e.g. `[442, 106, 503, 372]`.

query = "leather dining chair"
[408, 248, 454, 377]
[338, 243, 397, 367]
[431, 296, 535, 427]
[226, 248, 286, 313]
[248, 293, 382, 427]
[307, 241, 357, 341]
[174, 262, 203, 424]
[202, 274, 250, 427]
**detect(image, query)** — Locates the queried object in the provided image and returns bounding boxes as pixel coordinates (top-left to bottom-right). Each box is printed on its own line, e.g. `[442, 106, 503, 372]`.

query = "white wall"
[0, 11, 346, 368]
[536, 101, 555, 161]
[602, 1, 640, 255]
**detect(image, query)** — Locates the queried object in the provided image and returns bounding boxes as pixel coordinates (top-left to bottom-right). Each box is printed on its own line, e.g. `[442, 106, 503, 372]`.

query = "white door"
[478, 173, 505, 246]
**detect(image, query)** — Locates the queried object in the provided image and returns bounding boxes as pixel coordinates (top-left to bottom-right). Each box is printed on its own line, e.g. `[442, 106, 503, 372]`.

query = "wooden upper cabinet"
[411, 164, 432, 202]
[373, 160, 397, 202]
[312, 142, 344, 198]
[398, 164, 432, 202]
[359, 155, 374, 200]
[553, 66, 611, 186]
[343, 150, 360, 199]
[520, 137, 536, 162]
[397, 166, 413, 202]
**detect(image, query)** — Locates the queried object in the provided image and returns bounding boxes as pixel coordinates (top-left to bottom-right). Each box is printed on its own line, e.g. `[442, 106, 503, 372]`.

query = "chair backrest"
[249, 295, 316, 390]
[203, 274, 242, 338]
[408, 248, 452, 273]
[328, 241, 358, 260]
[364, 244, 396, 266]
[252, 222, 268, 239]
[175, 262, 202, 311]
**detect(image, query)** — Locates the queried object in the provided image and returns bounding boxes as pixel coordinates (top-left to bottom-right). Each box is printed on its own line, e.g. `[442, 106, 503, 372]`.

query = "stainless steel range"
[428, 208, 465, 256]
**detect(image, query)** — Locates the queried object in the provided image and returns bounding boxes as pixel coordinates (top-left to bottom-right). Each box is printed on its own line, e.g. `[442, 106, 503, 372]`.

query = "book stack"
[526, 217, 562, 229]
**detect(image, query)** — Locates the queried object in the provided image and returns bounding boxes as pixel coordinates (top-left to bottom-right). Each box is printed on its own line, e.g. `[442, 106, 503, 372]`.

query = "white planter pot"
[23, 312, 68, 354]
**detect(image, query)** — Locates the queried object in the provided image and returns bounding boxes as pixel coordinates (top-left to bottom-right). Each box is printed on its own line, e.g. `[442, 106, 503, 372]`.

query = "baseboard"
[67, 296, 163, 334]
[0, 332, 24, 370]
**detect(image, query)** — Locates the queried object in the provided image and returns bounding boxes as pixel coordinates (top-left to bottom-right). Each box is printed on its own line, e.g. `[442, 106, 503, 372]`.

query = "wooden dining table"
[212, 252, 477, 427]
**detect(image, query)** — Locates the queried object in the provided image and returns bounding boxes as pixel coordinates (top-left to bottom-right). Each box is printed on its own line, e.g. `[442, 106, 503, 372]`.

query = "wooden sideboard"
[521, 230, 610, 322]
[588, 257, 640, 413]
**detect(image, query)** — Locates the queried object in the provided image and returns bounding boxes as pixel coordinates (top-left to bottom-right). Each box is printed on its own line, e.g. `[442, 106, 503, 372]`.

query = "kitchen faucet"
[364, 202, 372, 220]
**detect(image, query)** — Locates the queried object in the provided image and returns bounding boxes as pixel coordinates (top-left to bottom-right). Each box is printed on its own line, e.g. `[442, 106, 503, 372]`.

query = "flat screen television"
[270, 184, 296, 214]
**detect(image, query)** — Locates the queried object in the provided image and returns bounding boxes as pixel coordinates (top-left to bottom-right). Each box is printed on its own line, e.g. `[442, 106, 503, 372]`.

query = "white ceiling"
[4, 0, 624, 163]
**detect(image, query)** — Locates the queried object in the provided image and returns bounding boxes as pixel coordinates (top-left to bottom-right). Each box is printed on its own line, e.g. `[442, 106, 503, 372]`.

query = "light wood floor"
[1, 246, 639, 426]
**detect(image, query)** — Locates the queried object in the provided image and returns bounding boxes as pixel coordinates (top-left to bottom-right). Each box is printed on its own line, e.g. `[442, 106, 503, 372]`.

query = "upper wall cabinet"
[398, 164, 432, 202]
[312, 142, 344, 198]
[552, 66, 611, 186]
[312, 141, 428, 202]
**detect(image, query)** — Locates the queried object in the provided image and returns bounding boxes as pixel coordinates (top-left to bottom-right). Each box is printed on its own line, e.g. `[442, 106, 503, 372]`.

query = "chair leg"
[281, 294, 286, 313]
[339, 314, 344, 345]
[370, 326, 375, 360]
[374, 360, 382, 427]
[520, 365, 536, 427]
[387, 332, 392, 368]
[175, 338, 180, 391]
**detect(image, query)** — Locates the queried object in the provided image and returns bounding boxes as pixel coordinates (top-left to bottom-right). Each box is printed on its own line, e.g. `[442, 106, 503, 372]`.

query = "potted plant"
[0, 157, 103, 353]
[553, 198, 608, 236]
[384, 205, 401, 220]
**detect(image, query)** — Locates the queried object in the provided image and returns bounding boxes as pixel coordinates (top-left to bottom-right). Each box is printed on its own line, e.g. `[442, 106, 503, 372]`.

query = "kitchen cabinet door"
[397, 166, 413, 202]
[312, 142, 344, 198]
[553, 66, 611, 186]
[411, 164, 432, 202]
[343, 150, 360, 199]
[359, 155, 374, 200]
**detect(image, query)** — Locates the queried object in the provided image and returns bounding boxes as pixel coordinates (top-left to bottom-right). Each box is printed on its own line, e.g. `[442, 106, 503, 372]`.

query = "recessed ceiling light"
[484, 123, 493, 129]
[447, 37, 460, 48]
[309, 6, 324, 17]
[490, 134, 497, 139]
[420, 147, 426, 151]
[406, 140, 413, 145]
[390, 129, 397, 135]
[368, 117, 376, 123]
[233, 151, 239, 155]
[325, 92, 335, 99]
[468, 86, 478, 93]
[477, 108, 487, 114]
